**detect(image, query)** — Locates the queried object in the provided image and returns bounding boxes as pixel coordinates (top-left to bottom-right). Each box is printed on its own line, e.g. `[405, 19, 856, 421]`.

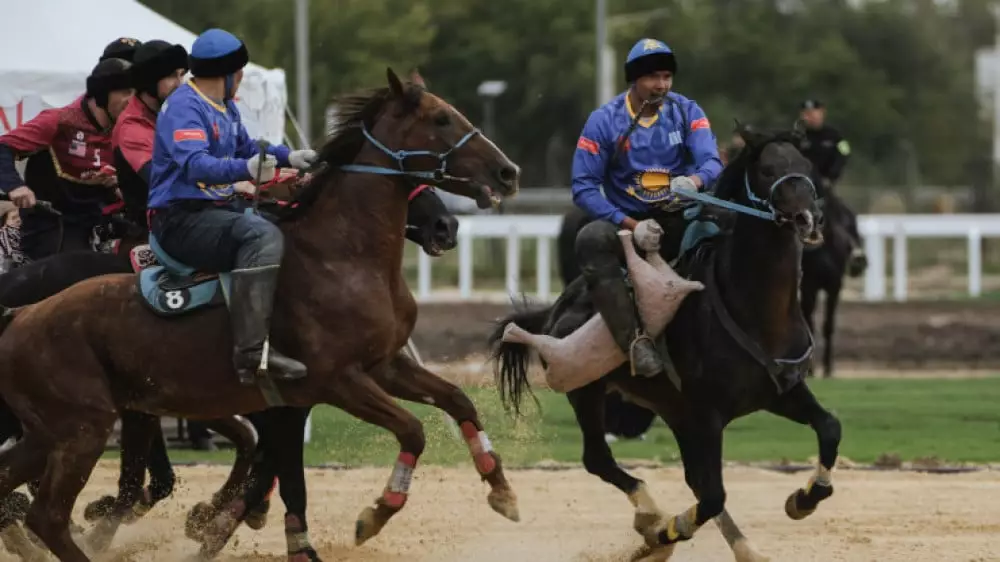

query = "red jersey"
[112, 97, 157, 228]
[0, 96, 118, 221]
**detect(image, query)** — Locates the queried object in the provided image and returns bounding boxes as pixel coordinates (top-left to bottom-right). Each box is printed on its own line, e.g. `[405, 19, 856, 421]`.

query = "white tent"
[0, 0, 288, 144]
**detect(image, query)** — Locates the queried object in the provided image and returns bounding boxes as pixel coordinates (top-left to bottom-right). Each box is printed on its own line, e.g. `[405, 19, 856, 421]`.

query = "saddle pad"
[137, 265, 231, 317]
[679, 220, 722, 259]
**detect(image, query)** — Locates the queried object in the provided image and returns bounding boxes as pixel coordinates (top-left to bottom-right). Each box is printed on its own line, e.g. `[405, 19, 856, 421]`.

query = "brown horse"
[0, 68, 520, 562]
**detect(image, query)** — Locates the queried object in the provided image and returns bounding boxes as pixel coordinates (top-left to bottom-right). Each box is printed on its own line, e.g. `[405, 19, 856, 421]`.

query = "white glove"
[246, 153, 278, 183]
[288, 149, 318, 170]
[633, 219, 663, 252]
[670, 175, 698, 194]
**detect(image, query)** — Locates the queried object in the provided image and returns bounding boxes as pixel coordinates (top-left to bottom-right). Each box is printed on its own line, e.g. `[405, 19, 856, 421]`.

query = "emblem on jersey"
[643, 39, 666, 51]
[68, 139, 87, 157]
[174, 129, 207, 142]
[576, 136, 599, 155]
[626, 168, 674, 204]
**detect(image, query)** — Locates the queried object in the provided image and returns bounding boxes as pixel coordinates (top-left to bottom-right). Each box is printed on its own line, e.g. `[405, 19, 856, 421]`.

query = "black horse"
[800, 190, 867, 378]
[0, 184, 460, 559]
[491, 127, 842, 560]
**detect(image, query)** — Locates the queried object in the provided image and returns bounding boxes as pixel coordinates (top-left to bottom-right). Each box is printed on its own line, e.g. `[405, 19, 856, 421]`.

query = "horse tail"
[487, 299, 551, 417]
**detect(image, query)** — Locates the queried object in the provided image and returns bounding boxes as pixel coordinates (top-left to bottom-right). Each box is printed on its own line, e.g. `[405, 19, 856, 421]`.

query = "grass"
[107, 378, 1000, 468]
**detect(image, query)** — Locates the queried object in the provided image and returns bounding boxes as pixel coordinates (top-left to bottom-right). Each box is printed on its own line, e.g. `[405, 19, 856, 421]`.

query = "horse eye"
[434, 113, 451, 127]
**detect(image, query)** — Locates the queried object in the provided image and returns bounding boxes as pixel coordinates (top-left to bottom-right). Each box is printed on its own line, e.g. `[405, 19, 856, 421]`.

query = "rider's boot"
[229, 265, 307, 385]
[589, 275, 664, 378]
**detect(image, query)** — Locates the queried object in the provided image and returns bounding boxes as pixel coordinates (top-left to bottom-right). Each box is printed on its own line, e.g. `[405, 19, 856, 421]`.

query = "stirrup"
[628, 333, 657, 378]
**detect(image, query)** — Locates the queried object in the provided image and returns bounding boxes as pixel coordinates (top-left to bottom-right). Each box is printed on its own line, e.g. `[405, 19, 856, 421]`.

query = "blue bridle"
[672, 171, 816, 221]
[340, 124, 482, 183]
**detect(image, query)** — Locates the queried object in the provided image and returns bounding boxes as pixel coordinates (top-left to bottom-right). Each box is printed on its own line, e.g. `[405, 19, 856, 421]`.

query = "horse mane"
[278, 83, 424, 220]
[712, 128, 802, 202]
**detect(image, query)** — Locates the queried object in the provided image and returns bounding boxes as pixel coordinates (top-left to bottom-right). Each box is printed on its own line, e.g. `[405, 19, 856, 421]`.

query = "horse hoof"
[244, 500, 270, 531]
[629, 543, 675, 562]
[784, 490, 815, 520]
[633, 511, 665, 541]
[197, 509, 241, 559]
[83, 495, 116, 522]
[487, 488, 520, 522]
[185, 501, 216, 541]
[354, 505, 383, 546]
[732, 537, 770, 562]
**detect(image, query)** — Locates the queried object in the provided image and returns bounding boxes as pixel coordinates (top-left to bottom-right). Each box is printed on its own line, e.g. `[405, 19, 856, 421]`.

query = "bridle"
[340, 124, 481, 184]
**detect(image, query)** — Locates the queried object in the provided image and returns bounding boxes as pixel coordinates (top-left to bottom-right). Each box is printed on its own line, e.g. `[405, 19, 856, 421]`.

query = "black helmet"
[86, 58, 133, 110]
[131, 40, 189, 98]
[100, 37, 142, 63]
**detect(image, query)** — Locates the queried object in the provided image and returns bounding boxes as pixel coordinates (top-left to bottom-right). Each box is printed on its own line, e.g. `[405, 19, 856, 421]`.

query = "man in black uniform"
[797, 99, 866, 273]
[797, 99, 850, 198]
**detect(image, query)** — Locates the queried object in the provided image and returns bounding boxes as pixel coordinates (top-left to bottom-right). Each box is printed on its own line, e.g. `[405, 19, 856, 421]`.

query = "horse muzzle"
[779, 209, 823, 245]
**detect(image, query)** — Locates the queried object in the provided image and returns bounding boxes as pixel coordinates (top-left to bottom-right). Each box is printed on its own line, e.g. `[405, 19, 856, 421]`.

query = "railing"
[858, 214, 1000, 301]
[411, 214, 1000, 303]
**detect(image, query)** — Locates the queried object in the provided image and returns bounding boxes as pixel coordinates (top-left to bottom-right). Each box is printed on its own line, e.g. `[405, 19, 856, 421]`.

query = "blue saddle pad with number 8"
[137, 235, 232, 317]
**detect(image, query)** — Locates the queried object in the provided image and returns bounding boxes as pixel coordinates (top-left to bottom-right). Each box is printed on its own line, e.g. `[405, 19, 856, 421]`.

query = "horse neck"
[720, 213, 804, 354]
[285, 144, 409, 270]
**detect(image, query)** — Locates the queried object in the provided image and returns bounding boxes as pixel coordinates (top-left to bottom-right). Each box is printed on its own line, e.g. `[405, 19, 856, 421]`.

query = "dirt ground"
[411, 300, 1000, 369]
[64, 462, 1000, 562]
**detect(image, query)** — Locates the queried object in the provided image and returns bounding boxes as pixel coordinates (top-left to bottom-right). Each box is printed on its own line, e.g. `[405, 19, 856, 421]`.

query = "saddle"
[136, 235, 231, 317]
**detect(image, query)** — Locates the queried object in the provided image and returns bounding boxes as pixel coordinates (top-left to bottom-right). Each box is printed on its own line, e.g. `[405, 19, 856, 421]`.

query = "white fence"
[412, 214, 1000, 303]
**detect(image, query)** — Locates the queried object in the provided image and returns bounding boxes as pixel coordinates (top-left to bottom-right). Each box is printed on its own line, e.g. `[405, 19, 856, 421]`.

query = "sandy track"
[63, 462, 1000, 562]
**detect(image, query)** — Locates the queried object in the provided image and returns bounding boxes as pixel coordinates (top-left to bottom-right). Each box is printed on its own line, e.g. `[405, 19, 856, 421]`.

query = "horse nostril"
[497, 165, 519, 186]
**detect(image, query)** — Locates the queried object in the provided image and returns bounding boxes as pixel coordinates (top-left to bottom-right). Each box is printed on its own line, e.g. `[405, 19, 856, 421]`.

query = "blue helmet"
[624, 38, 677, 83]
[189, 29, 249, 78]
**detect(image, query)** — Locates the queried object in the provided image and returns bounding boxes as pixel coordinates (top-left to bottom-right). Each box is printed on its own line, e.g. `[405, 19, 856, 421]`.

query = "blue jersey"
[147, 82, 291, 209]
[571, 91, 723, 226]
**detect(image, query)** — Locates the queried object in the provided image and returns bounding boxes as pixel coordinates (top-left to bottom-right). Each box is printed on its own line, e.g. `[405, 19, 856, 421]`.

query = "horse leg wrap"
[460, 421, 496, 475]
[382, 452, 417, 509]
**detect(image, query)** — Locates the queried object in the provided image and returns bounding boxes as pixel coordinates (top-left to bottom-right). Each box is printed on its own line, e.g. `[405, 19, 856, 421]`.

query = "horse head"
[351, 68, 520, 209]
[734, 125, 822, 244]
[404, 185, 458, 257]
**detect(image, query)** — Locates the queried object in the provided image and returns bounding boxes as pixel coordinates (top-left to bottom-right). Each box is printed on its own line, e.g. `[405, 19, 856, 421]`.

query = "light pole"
[477, 80, 508, 140]
[295, 0, 310, 149]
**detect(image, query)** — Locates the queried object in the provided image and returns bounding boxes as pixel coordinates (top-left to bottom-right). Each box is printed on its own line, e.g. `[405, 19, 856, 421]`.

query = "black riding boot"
[589, 276, 664, 378]
[229, 265, 307, 385]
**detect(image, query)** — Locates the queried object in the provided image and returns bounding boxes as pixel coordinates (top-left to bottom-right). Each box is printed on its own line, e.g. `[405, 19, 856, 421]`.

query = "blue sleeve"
[161, 103, 250, 184]
[570, 111, 628, 226]
[234, 117, 291, 168]
[685, 102, 723, 188]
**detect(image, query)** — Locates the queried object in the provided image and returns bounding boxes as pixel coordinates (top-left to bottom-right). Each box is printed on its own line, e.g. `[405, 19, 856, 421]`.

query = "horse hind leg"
[767, 382, 841, 520]
[0, 434, 49, 561]
[565, 379, 676, 559]
[376, 352, 519, 522]
[325, 365, 426, 546]
[27, 411, 116, 562]
[84, 411, 161, 553]
[184, 414, 259, 541]
[821, 282, 841, 379]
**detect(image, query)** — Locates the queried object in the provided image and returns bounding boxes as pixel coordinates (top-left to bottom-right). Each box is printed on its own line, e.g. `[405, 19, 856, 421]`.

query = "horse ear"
[409, 68, 427, 88]
[386, 67, 405, 99]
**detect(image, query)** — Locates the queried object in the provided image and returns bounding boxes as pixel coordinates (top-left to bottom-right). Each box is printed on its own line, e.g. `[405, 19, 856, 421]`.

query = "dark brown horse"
[0, 68, 520, 562]
[800, 191, 867, 378]
[491, 127, 841, 561]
